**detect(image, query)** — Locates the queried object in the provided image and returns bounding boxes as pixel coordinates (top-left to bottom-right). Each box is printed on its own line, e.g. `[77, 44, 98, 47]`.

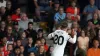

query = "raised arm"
[68, 34, 77, 44]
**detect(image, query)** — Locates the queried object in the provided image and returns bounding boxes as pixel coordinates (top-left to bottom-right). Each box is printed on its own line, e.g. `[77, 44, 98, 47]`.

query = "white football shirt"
[48, 30, 77, 56]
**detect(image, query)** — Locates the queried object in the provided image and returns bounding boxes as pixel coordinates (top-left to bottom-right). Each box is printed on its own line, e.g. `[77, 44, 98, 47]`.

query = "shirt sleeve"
[54, 13, 59, 22]
[68, 34, 77, 44]
[48, 32, 55, 39]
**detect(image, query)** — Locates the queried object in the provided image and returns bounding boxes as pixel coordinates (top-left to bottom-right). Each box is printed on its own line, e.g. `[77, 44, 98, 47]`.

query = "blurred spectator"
[37, 29, 44, 39]
[69, 22, 80, 56]
[6, 15, 13, 26]
[0, 21, 6, 40]
[13, 22, 20, 40]
[20, 31, 27, 47]
[20, 53, 24, 56]
[54, 6, 66, 24]
[0, 0, 6, 7]
[48, 1, 60, 33]
[7, 44, 13, 53]
[25, 22, 37, 45]
[46, 46, 53, 56]
[28, 39, 41, 53]
[0, 6, 7, 21]
[40, 38, 49, 52]
[83, 0, 98, 21]
[76, 29, 89, 56]
[0, 44, 4, 56]
[7, 44, 14, 56]
[88, 12, 100, 29]
[86, 21, 96, 39]
[16, 39, 22, 48]
[25, 37, 34, 55]
[37, 45, 46, 56]
[6, 1, 12, 15]
[72, 21, 80, 33]
[87, 39, 100, 56]
[11, 8, 21, 22]
[66, 1, 80, 22]
[1, 36, 10, 56]
[20, 45, 25, 56]
[28, 52, 36, 56]
[18, 13, 29, 30]
[34, 0, 52, 20]
[1, 36, 7, 46]
[0, 21, 6, 31]
[6, 26, 14, 41]
[13, 47, 21, 56]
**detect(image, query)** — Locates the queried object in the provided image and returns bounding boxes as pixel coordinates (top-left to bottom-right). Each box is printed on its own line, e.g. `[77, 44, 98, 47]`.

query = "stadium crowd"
[0, 0, 100, 56]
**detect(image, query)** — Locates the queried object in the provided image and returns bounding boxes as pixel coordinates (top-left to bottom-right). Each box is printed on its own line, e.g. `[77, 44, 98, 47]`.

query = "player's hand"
[71, 29, 76, 37]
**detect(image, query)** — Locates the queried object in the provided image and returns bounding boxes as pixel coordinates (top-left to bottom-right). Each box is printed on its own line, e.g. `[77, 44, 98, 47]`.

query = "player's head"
[55, 24, 61, 30]
[60, 22, 68, 31]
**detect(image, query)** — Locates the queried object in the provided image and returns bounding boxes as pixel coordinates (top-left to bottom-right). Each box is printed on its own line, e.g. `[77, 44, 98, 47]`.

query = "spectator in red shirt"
[11, 8, 21, 22]
[41, 38, 49, 52]
[1, 36, 10, 56]
[0, 44, 4, 56]
[66, 1, 80, 21]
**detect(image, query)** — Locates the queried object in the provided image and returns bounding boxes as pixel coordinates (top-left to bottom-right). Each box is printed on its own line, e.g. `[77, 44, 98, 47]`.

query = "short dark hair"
[38, 29, 43, 33]
[14, 47, 20, 51]
[28, 22, 33, 25]
[55, 23, 61, 29]
[60, 22, 68, 29]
